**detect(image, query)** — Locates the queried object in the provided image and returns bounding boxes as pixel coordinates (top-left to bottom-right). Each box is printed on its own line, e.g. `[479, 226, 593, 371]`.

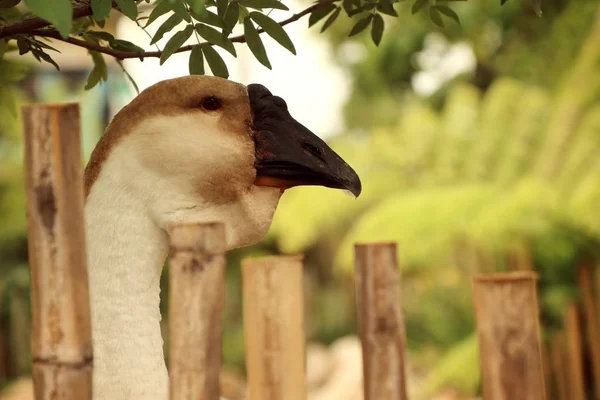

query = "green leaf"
[238, 4, 249, 21]
[309, 4, 335, 27]
[202, 44, 229, 78]
[223, 1, 239, 33]
[342, 0, 354, 15]
[429, 6, 443, 27]
[436, 5, 459, 24]
[85, 66, 103, 90]
[111, 39, 145, 52]
[239, 0, 288, 10]
[115, 0, 138, 20]
[31, 37, 59, 52]
[249, 12, 295, 54]
[90, 50, 108, 81]
[189, 45, 205, 75]
[146, 0, 171, 26]
[91, 0, 112, 21]
[16, 37, 29, 55]
[349, 14, 372, 36]
[160, 25, 193, 64]
[186, 0, 205, 14]
[243, 17, 271, 69]
[0, 6, 23, 23]
[216, 0, 228, 16]
[23, 0, 72, 38]
[371, 13, 383, 45]
[170, 0, 192, 22]
[151, 14, 183, 44]
[376, 0, 397, 16]
[411, 0, 427, 14]
[195, 23, 236, 55]
[87, 30, 116, 43]
[320, 6, 340, 32]
[0, 0, 20, 8]
[71, 16, 94, 34]
[363, 2, 376, 11]
[345, 5, 364, 16]
[31, 48, 60, 70]
[190, 9, 225, 28]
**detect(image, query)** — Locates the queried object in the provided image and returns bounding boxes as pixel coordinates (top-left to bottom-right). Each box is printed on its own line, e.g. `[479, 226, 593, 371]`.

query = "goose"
[83, 75, 361, 400]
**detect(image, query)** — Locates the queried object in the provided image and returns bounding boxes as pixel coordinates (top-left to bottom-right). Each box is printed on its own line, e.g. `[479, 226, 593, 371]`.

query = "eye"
[201, 96, 222, 111]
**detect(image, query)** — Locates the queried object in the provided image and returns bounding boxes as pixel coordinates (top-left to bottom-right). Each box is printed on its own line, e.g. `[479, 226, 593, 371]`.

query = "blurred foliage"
[422, 333, 480, 396]
[268, 2, 600, 392]
[1, 0, 600, 397]
[332, 0, 596, 130]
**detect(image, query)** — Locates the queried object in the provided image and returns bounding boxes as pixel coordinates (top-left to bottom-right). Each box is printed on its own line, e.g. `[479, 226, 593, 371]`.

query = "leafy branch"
[0, 0, 540, 90]
[28, 0, 334, 62]
[0, 1, 102, 39]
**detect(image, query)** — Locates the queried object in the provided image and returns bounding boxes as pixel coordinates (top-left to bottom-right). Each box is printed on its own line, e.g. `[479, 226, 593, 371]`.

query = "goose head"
[84, 76, 361, 249]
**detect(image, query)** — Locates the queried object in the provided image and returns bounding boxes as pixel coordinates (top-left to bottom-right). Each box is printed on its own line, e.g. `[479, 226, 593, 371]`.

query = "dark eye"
[201, 96, 222, 111]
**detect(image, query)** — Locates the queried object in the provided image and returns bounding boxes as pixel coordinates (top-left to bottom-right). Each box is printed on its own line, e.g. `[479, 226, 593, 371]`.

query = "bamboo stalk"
[22, 104, 93, 400]
[551, 333, 568, 400]
[596, 266, 600, 323]
[168, 222, 227, 400]
[565, 303, 586, 400]
[472, 272, 546, 400]
[354, 243, 408, 400]
[578, 260, 600, 400]
[242, 255, 306, 400]
[541, 344, 552, 400]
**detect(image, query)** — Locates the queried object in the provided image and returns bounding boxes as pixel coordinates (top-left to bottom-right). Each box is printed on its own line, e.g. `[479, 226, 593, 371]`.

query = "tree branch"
[0, 3, 105, 40]
[27, 0, 336, 61]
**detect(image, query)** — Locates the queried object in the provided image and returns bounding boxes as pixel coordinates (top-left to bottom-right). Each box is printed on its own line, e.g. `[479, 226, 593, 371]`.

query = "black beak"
[248, 84, 362, 197]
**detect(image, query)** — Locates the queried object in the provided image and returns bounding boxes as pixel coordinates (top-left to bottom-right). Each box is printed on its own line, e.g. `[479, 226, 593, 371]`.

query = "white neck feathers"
[86, 166, 169, 400]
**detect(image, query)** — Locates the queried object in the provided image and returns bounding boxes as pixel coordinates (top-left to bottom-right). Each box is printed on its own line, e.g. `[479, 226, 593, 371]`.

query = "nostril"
[302, 143, 324, 159]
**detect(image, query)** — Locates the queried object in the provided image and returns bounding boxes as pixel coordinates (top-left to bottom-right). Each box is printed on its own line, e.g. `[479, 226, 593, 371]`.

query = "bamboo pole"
[354, 243, 408, 400]
[565, 303, 586, 400]
[596, 266, 600, 322]
[541, 344, 552, 400]
[472, 272, 546, 400]
[242, 255, 306, 400]
[168, 222, 227, 400]
[22, 104, 93, 400]
[578, 260, 600, 399]
[551, 333, 568, 400]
